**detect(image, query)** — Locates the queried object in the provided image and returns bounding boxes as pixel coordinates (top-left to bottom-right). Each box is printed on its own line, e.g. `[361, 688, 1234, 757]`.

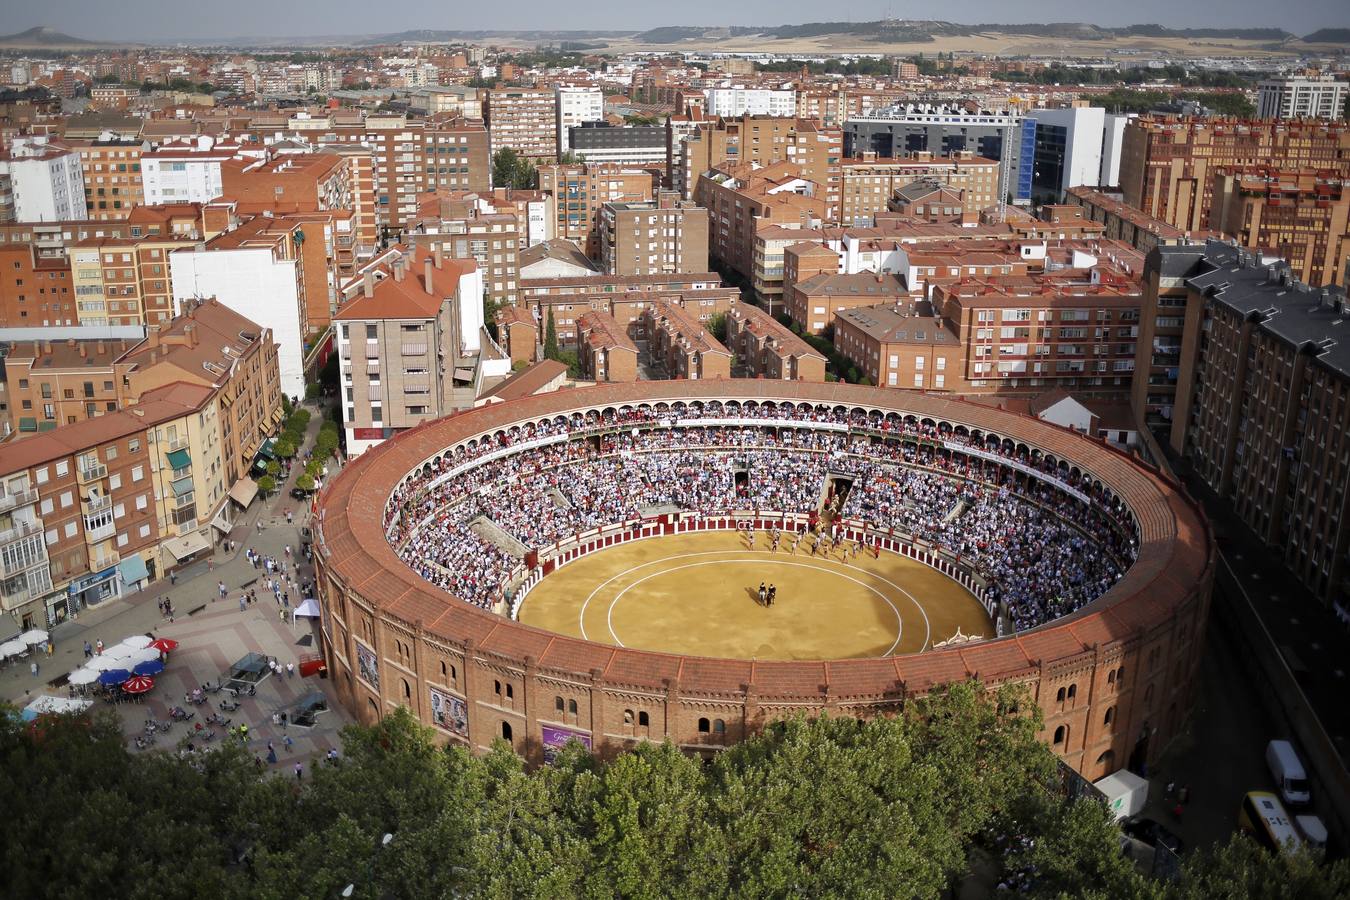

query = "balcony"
[0, 488, 37, 512]
[77, 463, 108, 483]
[0, 519, 42, 547]
[89, 549, 120, 571]
[81, 495, 112, 516]
[86, 521, 115, 542]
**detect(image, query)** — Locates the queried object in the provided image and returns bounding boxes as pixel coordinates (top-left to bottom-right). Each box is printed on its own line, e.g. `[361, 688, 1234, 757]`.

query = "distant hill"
[631, 21, 1298, 45]
[0, 25, 104, 48]
[1302, 28, 1350, 43]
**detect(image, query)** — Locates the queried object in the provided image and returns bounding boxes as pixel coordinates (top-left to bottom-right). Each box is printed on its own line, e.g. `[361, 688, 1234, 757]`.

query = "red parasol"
[121, 675, 155, 694]
[148, 638, 178, 653]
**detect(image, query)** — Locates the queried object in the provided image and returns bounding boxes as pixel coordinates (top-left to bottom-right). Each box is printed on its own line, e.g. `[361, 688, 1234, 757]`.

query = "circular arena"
[314, 382, 1213, 780]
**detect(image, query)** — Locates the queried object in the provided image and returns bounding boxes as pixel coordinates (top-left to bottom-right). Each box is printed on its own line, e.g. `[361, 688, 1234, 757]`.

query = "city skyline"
[0, 0, 1345, 43]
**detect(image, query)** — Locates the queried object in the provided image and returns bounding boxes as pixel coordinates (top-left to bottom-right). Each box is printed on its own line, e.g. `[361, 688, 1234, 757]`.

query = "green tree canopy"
[2, 685, 1346, 899]
[492, 147, 537, 190]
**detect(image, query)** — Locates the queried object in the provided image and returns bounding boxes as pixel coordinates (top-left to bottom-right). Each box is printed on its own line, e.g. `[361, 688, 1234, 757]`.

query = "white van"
[1266, 740, 1311, 806]
[1296, 814, 1327, 852]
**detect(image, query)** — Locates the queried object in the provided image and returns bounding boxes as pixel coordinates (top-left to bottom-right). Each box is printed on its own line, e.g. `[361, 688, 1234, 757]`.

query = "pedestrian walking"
[83, 640, 92, 659]
[327, 748, 338, 765]
[95, 638, 104, 655]
[281, 712, 288, 730]
[30, 660, 39, 677]
[279, 607, 286, 624]
[272, 712, 280, 727]
[286, 510, 294, 525]
[286, 661, 294, 678]
[267, 745, 277, 764]
[218, 581, 226, 599]
[295, 762, 303, 781]
[283, 734, 293, 749]
[45, 640, 53, 656]
[257, 520, 264, 534]
[239, 596, 247, 613]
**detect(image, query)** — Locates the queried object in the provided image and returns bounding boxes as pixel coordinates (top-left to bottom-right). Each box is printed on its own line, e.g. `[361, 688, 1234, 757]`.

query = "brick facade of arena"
[314, 382, 1214, 781]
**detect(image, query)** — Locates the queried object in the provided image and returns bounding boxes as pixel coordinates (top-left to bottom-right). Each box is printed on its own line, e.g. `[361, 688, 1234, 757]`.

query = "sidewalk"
[3, 404, 349, 766]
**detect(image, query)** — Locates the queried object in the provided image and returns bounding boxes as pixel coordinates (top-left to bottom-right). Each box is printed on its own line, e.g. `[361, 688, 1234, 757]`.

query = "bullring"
[314, 381, 1213, 780]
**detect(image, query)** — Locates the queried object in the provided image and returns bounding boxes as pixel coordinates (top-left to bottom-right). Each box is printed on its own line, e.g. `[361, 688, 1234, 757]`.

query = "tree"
[256, 475, 276, 496]
[544, 308, 560, 360]
[272, 439, 296, 460]
[265, 460, 280, 478]
[706, 312, 727, 343]
[492, 147, 537, 190]
[1168, 833, 1350, 900]
[296, 474, 315, 492]
[557, 150, 583, 165]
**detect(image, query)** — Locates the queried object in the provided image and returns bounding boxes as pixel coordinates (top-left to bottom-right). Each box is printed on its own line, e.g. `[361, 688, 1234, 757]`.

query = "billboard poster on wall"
[354, 641, 379, 691]
[429, 686, 468, 736]
[541, 724, 593, 764]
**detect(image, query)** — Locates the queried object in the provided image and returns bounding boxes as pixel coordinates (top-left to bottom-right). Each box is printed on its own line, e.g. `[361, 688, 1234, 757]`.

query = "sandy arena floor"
[519, 531, 992, 660]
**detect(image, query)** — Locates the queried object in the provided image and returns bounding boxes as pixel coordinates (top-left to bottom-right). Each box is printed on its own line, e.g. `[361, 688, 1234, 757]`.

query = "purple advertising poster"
[541, 724, 592, 764]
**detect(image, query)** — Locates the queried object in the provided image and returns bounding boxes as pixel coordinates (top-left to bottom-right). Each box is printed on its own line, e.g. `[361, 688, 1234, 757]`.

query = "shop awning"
[210, 508, 233, 534]
[163, 531, 210, 561]
[37, 421, 56, 432]
[166, 448, 191, 469]
[255, 438, 277, 461]
[18, 417, 37, 432]
[228, 478, 259, 507]
[171, 476, 194, 498]
[295, 597, 321, 618]
[118, 555, 149, 585]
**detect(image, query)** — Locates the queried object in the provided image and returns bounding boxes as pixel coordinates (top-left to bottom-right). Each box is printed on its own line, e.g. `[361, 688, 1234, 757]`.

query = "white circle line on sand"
[571, 546, 934, 652]
[603, 558, 905, 658]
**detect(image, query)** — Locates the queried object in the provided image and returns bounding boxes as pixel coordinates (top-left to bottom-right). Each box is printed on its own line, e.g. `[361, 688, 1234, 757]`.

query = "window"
[567, 699, 577, 715]
[501, 722, 512, 743]
[638, 711, 650, 727]
[555, 696, 565, 712]
[698, 717, 710, 733]
[1053, 725, 1066, 746]
[1056, 687, 1065, 703]
[1104, 706, 1116, 727]
[713, 719, 725, 733]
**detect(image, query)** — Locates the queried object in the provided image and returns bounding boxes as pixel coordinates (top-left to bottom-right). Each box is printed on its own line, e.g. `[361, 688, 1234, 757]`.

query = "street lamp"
[340, 833, 394, 898]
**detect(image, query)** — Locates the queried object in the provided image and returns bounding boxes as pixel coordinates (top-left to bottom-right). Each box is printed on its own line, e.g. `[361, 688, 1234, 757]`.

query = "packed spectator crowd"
[376, 403, 1137, 628]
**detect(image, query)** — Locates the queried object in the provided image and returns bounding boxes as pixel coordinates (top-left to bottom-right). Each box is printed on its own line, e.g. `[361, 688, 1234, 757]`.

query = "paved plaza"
[2, 405, 354, 770]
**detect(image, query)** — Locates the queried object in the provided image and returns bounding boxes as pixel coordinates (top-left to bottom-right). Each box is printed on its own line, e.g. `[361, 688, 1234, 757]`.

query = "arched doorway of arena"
[1128, 723, 1150, 775]
[501, 721, 514, 747]
[365, 697, 379, 724]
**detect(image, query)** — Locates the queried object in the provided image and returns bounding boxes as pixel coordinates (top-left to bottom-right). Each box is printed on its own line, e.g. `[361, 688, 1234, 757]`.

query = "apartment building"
[934, 275, 1141, 397]
[0, 338, 133, 437]
[0, 137, 87, 222]
[1064, 187, 1192, 255]
[1209, 167, 1349, 288]
[117, 298, 284, 489]
[1162, 241, 1350, 604]
[704, 88, 796, 118]
[642, 300, 732, 380]
[220, 153, 353, 213]
[844, 106, 1035, 205]
[0, 242, 75, 327]
[839, 152, 1000, 226]
[724, 303, 826, 382]
[170, 216, 315, 399]
[888, 180, 978, 225]
[494, 305, 539, 366]
[69, 233, 195, 326]
[569, 124, 668, 168]
[1027, 106, 1130, 202]
[1256, 74, 1348, 121]
[74, 136, 144, 219]
[598, 196, 709, 276]
[408, 192, 522, 310]
[576, 310, 640, 382]
[833, 303, 963, 390]
[521, 275, 736, 350]
[556, 86, 605, 153]
[486, 87, 558, 161]
[696, 161, 827, 296]
[536, 163, 655, 258]
[671, 115, 841, 213]
[0, 381, 220, 628]
[140, 139, 239, 205]
[333, 247, 490, 456]
[1118, 117, 1350, 233]
[786, 271, 909, 335]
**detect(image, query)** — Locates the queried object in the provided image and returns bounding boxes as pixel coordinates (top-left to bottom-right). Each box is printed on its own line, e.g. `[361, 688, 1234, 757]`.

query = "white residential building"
[1257, 75, 1348, 120]
[170, 236, 305, 399]
[0, 137, 87, 222]
[703, 88, 797, 118]
[140, 138, 237, 205]
[555, 87, 605, 154]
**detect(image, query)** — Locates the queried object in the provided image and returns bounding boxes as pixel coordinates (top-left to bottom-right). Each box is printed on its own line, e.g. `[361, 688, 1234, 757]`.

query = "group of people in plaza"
[756, 582, 778, 607]
[385, 404, 1135, 634]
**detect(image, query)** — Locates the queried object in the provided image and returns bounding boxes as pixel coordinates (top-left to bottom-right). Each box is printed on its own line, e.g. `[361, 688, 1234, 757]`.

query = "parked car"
[1122, 817, 1184, 854]
[289, 486, 313, 500]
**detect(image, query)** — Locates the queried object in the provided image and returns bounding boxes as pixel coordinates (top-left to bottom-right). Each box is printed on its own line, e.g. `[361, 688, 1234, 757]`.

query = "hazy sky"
[1, 0, 1344, 41]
